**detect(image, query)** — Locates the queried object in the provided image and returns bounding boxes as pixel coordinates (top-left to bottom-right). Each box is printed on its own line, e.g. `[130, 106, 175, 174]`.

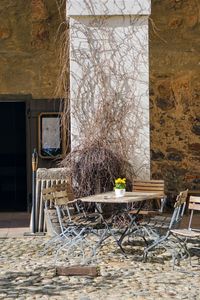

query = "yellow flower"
[115, 178, 121, 184]
[114, 177, 126, 189]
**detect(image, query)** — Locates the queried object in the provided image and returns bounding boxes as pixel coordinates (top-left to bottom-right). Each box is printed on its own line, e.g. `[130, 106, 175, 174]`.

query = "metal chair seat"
[140, 215, 171, 226]
[170, 228, 200, 238]
[129, 209, 160, 216]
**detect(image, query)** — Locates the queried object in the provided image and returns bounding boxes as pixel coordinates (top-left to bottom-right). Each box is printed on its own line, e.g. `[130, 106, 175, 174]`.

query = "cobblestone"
[0, 236, 200, 299]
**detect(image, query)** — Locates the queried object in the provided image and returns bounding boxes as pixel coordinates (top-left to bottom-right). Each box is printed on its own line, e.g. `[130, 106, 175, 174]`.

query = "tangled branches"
[56, 1, 150, 196]
[61, 142, 134, 197]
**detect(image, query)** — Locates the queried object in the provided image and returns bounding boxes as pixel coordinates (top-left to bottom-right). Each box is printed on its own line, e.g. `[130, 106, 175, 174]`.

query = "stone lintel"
[68, 0, 151, 16]
[36, 167, 69, 180]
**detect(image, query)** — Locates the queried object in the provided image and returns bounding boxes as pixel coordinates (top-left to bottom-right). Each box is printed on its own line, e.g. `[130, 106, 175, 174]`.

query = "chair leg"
[171, 235, 191, 266]
[143, 234, 170, 261]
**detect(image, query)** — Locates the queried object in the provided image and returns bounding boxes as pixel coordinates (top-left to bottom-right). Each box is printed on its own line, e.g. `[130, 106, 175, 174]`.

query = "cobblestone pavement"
[0, 236, 200, 300]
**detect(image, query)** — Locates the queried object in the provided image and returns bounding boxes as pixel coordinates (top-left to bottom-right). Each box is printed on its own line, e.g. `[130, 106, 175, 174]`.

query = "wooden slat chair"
[52, 184, 100, 225]
[52, 182, 78, 221]
[41, 183, 72, 232]
[41, 183, 81, 251]
[40, 183, 95, 260]
[39, 186, 71, 256]
[53, 182, 94, 219]
[143, 189, 189, 234]
[129, 179, 166, 217]
[143, 189, 189, 265]
[169, 196, 200, 266]
[52, 184, 102, 264]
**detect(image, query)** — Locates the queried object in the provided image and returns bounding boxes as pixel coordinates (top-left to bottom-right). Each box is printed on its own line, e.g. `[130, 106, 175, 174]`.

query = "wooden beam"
[56, 265, 100, 277]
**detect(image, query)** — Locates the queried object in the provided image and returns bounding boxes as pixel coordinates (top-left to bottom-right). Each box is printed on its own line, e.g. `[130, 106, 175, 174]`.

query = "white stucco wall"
[68, 0, 151, 16]
[68, 0, 151, 178]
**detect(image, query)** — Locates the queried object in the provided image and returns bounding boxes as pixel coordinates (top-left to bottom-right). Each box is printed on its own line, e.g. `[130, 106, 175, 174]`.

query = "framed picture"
[38, 112, 65, 159]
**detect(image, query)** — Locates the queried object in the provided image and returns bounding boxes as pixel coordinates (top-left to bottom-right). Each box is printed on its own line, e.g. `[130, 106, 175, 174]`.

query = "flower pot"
[115, 189, 126, 198]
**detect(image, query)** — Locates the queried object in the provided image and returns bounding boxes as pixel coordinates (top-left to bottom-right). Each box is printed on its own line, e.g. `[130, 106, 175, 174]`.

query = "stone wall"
[150, 0, 200, 193]
[0, 0, 63, 99]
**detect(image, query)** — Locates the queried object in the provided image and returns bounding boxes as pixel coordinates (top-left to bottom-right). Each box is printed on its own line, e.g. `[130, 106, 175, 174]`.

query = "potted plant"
[114, 178, 126, 197]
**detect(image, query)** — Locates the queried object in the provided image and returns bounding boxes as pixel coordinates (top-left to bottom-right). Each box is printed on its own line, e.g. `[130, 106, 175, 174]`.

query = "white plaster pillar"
[68, 0, 151, 178]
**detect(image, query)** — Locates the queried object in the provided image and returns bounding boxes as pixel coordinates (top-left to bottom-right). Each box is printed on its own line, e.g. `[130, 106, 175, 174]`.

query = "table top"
[77, 191, 164, 204]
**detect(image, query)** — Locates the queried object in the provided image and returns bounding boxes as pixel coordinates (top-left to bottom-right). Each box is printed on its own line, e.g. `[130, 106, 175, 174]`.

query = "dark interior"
[0, 102, 27, 211]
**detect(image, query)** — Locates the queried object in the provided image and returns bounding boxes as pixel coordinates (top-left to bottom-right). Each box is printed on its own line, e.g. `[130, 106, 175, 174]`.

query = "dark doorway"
[0, 102, 27, 211]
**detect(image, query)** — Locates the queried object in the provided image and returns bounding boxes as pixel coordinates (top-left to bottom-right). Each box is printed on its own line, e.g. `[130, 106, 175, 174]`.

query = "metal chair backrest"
[188, 196, 200, 231]
[169, 189, 188, 230]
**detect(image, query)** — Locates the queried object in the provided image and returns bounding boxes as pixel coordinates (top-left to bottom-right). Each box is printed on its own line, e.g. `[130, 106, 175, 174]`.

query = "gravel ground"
[0, 236, 200, 300]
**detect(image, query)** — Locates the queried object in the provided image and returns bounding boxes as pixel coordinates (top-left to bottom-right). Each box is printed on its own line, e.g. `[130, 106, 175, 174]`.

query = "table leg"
[94, 203, 127, 256]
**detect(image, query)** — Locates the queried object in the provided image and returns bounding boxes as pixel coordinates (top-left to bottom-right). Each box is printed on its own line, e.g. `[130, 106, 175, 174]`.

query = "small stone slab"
[56, 265, 100, 277]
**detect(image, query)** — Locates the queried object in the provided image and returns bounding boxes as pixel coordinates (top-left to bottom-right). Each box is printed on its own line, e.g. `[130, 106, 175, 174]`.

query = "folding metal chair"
[143, 189, 188, 263]
[118, 181, 167, 247]
[53, 188, 102, 264]
[39, 186, 75, 255]
[169, 196, 200, 267]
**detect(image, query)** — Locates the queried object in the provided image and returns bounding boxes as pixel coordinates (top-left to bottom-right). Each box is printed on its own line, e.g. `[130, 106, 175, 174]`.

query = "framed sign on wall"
[38, 112, 65, 159]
